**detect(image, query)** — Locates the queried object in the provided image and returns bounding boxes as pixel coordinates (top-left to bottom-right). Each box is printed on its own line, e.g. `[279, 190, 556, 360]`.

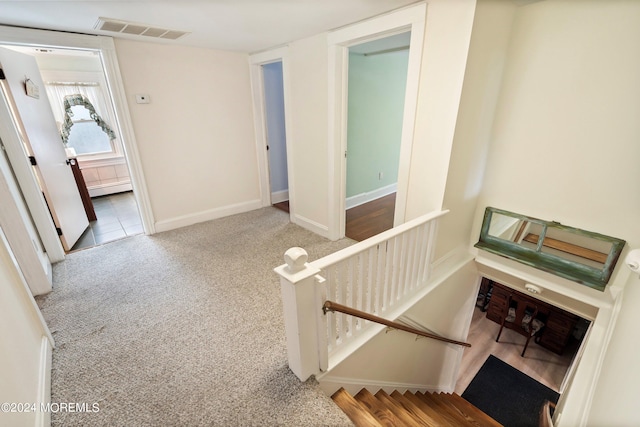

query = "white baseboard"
[88, 182, 133, 198]
[292, 213, 329, 238]
[35, 336, 52, 427]
[154, 199, 262, 233]
[346, 183, 397, 210]
[271, 189, 289, 204]
[317, 374, 443, 397]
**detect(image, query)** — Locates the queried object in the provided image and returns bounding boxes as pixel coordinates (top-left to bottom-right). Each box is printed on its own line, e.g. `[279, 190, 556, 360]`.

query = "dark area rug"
[462, 355, 559, 427]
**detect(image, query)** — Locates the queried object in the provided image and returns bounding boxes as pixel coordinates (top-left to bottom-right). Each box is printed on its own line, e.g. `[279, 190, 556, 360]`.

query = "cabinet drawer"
[488, 305, 505, 319]
[547, 322, 572, 336]
[539, 330, 570, 354]
[486, 310, 502, 324]
[491, 287, 510, 301]
[547, 314, 577, 335]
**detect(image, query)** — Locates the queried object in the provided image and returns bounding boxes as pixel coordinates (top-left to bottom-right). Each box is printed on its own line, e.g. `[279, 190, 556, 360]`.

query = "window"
[45, 82, 121, 158]
[65, 105, 112, 155]
[60, 94, 116, 156]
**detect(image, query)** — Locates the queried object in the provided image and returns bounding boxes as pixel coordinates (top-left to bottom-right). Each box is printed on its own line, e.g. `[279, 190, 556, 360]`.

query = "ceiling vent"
[94, 18, 190, 40]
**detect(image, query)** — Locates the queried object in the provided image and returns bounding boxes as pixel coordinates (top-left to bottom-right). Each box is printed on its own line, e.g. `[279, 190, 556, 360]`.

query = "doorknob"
[66, 158, 76, 166]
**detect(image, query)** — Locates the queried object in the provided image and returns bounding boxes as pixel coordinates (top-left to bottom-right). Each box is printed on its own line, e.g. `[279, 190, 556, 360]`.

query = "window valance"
[60, 94, 116, 144]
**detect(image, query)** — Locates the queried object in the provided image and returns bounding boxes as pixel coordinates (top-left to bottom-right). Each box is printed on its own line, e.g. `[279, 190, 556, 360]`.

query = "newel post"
[274, 247, 322, 381]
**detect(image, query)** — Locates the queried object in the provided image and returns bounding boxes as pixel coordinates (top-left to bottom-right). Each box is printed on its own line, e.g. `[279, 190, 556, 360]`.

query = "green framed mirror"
[475, 207, 626, 291]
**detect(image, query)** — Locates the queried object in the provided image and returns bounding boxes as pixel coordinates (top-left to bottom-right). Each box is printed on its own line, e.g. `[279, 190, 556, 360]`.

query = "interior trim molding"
[270, 190, 289, 204]
[249, 46, 295, 221]
[35, 336, 53, 427]
[317, 374, 442, 397]
[346, 183, 397, 210]
[292, 213, 329, 239]
[88, 182, 133, 198]
[154, 199, 262, 233]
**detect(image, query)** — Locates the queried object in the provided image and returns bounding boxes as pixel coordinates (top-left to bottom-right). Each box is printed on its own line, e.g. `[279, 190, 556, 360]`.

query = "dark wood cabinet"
[483, 279, 579, 355]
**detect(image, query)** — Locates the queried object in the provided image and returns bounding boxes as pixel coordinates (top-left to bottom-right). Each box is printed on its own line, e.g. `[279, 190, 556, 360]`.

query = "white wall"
[437, 0, 516, 260]
[588, 273, 640, 426]
[0, 227, 52, 427]
[403, 0, 477, 221]
[478, 0, 640, 248]
[465, 1, 640, 425]
[286, 33, 331, 233]
[114, 39, 261, 231]
[319, 260, 479, 395]
[284, 0, 477, 237]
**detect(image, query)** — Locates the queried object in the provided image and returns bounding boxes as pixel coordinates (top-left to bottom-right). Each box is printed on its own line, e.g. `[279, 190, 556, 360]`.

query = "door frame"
[326, 3, 426, 240]
[0, 25, 155, 262]
[250, 47, 295, 220]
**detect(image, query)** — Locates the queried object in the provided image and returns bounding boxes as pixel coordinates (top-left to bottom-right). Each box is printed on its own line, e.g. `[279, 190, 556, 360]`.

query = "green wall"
[346, 50, 409, 199]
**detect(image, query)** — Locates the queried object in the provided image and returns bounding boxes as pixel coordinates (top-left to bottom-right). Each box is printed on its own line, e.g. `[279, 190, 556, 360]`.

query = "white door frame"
[0, 25, 155, 262]
[0, 81, 65, 263]
[250, 47, 295, 220]
[327, 3, 426, 241]
[0, 129, 53, 295]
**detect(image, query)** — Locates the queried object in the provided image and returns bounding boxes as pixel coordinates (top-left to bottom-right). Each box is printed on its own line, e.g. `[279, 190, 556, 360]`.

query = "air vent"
[94, 18, 190, 40]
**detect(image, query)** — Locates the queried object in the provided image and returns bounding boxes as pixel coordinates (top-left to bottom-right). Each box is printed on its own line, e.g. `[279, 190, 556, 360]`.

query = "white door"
[0, 47, 88, 250]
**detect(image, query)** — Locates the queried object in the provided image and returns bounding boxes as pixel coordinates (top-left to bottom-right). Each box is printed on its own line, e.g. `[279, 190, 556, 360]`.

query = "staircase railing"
[275, 210, 451, 381]
[322, 300, 471, 347]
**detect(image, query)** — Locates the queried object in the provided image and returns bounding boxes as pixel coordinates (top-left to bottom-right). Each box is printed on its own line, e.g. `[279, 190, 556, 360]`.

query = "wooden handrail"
[322, 301, 471, 347]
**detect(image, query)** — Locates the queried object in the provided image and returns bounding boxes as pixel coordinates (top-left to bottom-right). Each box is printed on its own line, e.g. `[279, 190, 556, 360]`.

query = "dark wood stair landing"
[332, 387, 502, 427]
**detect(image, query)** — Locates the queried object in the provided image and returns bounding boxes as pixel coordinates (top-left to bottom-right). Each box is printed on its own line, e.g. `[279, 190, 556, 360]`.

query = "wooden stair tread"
[422, 392, 486, 427]
[332, 387, 502, 427]
[405, 391, 475, 426]
[374, 390, 425, 427]
[354, 389, 404, 427]
[331, 388, 384, 427]
[448, 392, 503, 427]
[389, 390, 441, 426]
[418, 392, 503, 427]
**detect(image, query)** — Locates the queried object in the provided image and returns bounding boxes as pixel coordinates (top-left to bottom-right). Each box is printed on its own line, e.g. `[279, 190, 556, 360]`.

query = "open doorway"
[249, 47, 294, 221]
[456, 278, 594, 396]
[1, 45, 143, 252]
[344, 32, 409, 241]
[262, 61, 289, 214]
[326, 3, 426, 241]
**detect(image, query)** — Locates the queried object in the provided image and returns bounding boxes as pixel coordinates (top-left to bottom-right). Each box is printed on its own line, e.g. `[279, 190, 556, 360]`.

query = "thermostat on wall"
[135, 94, 150, 104]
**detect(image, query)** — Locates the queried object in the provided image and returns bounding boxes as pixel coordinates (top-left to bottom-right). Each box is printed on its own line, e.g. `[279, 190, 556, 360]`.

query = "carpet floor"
[36, 207, 356, 426]
[462, 354, 560, 427]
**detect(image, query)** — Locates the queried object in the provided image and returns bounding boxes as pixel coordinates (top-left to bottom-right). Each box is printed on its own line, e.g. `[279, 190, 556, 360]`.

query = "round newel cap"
[284, 247, 308, 273]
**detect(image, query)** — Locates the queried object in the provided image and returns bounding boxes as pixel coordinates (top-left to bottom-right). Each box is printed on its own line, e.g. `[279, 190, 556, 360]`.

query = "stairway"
[332, 387, 503, 427]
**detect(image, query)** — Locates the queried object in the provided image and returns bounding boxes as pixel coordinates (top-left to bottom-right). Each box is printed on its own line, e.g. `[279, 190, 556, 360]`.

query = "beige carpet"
[37, 207, 355, 426]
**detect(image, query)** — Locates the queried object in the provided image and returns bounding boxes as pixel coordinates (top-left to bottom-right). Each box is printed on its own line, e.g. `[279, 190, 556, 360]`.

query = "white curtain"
[45, 83, 116, 134]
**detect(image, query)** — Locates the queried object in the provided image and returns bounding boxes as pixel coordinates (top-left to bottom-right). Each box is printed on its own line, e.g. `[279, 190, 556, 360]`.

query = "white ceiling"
[0, 0, 422, 53]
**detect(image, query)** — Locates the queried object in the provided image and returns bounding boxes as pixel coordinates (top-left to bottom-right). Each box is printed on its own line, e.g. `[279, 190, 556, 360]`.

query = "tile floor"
[70, 191, 143, 252]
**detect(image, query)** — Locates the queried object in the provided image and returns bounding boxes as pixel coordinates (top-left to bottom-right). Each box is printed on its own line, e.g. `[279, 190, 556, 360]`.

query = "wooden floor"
[273, 200, 290, 213]
[272, 194, 394, 242]
[346, 193, 396, 241]
[455, 307, 579, 395]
